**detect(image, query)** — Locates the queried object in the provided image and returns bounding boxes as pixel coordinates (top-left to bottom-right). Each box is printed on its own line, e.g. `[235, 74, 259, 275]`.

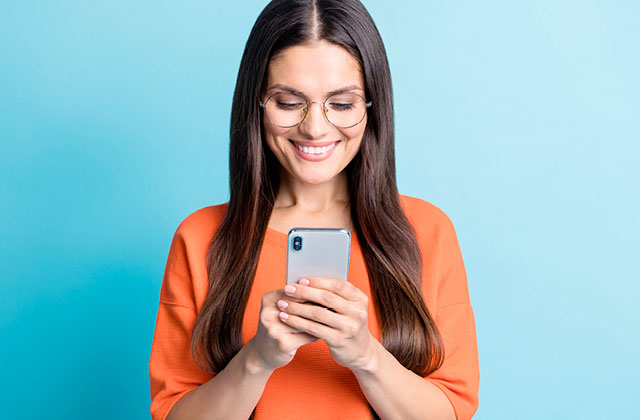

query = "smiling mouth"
[289, 140, 339, 155]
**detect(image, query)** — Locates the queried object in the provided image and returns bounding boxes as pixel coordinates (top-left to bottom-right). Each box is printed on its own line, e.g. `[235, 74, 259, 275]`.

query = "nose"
[298, 101, 332, 139]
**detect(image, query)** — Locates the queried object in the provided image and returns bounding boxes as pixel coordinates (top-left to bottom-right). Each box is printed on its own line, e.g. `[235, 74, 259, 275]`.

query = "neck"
[275, 169, 350, 213]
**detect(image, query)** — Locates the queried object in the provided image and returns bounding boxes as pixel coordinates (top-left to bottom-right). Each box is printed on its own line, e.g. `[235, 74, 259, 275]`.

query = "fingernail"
[284, 285, 296, 294]
[299, 278, 310, 285]
[277, 299, 288, 309]
[279, 311, 289, 320]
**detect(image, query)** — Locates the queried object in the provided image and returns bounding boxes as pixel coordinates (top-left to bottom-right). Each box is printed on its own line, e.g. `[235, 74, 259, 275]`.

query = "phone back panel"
[286, 228, 351, 284]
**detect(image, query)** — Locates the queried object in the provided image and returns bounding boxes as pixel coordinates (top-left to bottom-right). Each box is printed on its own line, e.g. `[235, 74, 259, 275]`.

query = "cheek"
[341, 125, 366, 151]
[263, 119, 293, 151]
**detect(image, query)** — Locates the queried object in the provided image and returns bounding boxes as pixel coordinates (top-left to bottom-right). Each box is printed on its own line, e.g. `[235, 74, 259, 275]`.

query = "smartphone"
[286, 228, 351, 285]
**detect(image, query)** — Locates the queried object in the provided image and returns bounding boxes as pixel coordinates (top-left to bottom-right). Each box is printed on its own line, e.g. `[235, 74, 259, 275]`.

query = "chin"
[290, 167, 338, 185]
[296, 174, 335, 185]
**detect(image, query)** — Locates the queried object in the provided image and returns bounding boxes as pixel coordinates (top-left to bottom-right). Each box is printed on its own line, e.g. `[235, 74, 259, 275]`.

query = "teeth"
[295, 142, 337, 154]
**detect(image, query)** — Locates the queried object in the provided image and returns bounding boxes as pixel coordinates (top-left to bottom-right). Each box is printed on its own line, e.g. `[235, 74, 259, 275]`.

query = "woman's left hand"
[277, 277, 379, 372]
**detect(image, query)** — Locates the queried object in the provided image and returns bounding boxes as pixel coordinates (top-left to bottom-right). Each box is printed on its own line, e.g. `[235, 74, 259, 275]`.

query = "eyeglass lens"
[263, 92, 368, 128]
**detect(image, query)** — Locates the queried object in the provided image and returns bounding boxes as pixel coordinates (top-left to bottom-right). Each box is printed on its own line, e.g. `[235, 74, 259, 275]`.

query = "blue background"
[1, 1, 638, 418]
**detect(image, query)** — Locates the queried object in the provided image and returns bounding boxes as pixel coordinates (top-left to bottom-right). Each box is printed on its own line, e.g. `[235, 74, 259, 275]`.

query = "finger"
[284, 283, 357, 316]
[276, 313, 319, 337]
[264, 308, 318, 343]
[263, 289, 305, 306]
[277, 288, 306, 304]
[279, 311, 336, 340]
[278, 299, 346, 330]
[301, 277, 366, 302]
[283, 329, 319, 347]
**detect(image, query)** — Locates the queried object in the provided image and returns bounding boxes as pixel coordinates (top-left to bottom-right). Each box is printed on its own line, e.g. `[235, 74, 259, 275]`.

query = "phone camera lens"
[292, 236, 302, 251]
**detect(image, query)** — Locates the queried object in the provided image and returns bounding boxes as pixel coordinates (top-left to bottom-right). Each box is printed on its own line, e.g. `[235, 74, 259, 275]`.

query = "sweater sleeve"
[149, 223, 214, 420]
[424, 215, 480, 420]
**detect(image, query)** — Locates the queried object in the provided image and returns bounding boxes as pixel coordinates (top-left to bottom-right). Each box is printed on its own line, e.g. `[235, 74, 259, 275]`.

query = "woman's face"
[262, 41, 367, 186]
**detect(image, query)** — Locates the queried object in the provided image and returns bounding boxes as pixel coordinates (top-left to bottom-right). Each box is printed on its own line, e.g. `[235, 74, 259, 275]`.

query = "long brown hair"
[192, 0, 443, 387]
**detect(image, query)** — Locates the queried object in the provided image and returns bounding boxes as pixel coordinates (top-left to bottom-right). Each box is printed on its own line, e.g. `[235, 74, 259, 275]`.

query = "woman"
[149, 1, 479, 419]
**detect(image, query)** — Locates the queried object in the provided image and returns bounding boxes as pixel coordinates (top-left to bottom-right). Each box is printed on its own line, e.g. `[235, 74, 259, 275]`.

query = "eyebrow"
[266, 83, 364, 97]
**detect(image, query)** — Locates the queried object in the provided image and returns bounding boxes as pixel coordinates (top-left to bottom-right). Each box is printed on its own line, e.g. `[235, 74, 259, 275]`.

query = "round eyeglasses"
[259, 92, 372, 129]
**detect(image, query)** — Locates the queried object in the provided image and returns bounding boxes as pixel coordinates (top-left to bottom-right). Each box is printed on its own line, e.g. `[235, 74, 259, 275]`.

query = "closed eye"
[276, 101, 305, 110]
[328, 102, 355, 111]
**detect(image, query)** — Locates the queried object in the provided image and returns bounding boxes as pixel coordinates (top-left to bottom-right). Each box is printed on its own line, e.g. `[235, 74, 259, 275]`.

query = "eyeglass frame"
[259, 91, 373, 129]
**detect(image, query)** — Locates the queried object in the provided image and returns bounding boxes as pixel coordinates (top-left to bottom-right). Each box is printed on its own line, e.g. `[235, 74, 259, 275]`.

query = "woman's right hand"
[245, 288, 318, 373]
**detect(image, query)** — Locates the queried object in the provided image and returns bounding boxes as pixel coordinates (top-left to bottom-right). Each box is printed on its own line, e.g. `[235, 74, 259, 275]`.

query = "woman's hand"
[276, 277, 380, 373]
[246, 289, 319, 374]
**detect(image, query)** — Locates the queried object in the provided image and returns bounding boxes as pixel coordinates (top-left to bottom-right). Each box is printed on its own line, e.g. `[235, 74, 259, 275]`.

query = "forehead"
[266, 41, 364, 94]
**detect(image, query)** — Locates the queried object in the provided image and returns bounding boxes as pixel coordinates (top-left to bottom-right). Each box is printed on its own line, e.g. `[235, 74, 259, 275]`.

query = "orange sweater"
[149, 195, 479, 420]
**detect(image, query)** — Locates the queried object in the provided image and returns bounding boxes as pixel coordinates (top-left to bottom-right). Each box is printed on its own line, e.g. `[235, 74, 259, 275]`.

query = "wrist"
[352, 336, 383, 375]
[242, 338, 275, 377]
